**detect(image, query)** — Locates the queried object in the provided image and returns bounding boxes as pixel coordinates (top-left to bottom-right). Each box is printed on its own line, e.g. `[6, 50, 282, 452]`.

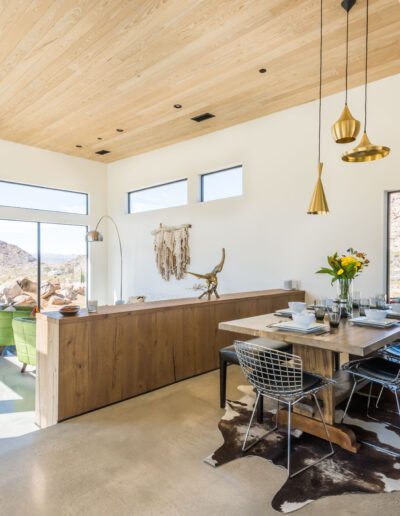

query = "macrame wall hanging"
[151, 223, 191, 281]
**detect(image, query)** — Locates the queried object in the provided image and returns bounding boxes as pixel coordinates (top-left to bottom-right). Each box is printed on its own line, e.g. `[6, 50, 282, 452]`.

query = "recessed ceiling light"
[97, 137, 103, 140]
[174, 104, 182, 109]
[259, 68, 267, 74]
[191, 112, 215, 122]
[116, 128, 124, 132]
[75, 144, 82, 148]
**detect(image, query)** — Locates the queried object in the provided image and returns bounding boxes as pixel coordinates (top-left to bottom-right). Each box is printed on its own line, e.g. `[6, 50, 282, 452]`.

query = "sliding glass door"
[0, 220, 87, 310]
[40, 224, 87, 309]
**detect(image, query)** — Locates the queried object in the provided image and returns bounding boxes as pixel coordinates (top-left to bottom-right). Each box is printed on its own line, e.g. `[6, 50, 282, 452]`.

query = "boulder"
[17, 278, 37, 293]
[12, 294, 36, 306]
[0, 281, 23, 303]
[72, 283, 85, 296]
[59, 288, 77, 300]
[49, 295, 72, 306]
[41, 281, 56, 299]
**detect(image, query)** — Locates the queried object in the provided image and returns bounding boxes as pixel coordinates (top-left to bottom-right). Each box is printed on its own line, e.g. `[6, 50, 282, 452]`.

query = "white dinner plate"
[272, 321, 328, 334]
[350, 316, 398, 328]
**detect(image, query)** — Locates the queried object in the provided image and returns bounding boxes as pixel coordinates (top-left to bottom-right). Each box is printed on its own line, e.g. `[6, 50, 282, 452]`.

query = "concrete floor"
[0, 365, 399, 516]
[0, 356, 37, 439]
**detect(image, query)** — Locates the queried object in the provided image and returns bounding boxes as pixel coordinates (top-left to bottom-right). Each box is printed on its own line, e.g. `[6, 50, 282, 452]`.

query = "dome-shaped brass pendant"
[332, 104, 360, 143]
[342, 132, 390, 162]
[308, 162, 329, 215]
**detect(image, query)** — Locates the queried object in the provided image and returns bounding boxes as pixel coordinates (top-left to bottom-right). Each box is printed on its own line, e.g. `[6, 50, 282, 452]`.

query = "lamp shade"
[307, 162, 329, 215]
[86, 230, 104, 242]
[342, 132, 390, 162]
[332, 104, 360, 144]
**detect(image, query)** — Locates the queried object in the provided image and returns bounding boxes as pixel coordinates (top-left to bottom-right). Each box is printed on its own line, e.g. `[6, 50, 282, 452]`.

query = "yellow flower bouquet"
[317, 248, 369, 284]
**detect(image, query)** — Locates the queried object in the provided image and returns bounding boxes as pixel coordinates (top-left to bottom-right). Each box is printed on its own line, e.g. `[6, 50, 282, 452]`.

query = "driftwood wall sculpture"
[152, 223, 191, 281]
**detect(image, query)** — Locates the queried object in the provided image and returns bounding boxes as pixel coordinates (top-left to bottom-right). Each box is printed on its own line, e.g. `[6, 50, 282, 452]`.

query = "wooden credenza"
[36, 289, 305, 427]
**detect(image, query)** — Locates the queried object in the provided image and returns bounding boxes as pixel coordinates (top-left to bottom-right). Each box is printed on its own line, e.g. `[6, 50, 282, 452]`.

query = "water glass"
[327, 303, 341, 328]
[353, 291, 361, 308]
[375, 294, 387, 310]
[314, 299, 326, 321]
[359, 298, 371, 317]
[87, 299, 98, 313]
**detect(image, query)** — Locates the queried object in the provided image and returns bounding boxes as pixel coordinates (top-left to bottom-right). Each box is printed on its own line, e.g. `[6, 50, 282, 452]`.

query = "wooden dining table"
[219, 312, 400, 453]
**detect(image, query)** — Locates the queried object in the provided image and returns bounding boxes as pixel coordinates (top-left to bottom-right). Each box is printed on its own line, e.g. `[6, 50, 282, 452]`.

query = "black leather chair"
[341, 355, 400, 427]
[219, 338, 292, 422]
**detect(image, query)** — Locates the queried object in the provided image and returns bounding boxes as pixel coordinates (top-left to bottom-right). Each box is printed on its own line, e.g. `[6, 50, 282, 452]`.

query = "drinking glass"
[87, 299, 98, 313]
[314, 299, 326, 321]
[353, 291, 361, 308]
[327, 303, 341, 328]
[359, 298, 370, 317]
[375, 294, 387, 310]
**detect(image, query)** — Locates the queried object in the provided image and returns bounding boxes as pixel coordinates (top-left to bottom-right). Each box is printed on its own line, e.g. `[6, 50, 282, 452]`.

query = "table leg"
[280, 344, 361, 453]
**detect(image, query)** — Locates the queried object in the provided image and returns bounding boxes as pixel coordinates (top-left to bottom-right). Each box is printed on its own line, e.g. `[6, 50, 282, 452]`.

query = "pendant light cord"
[345, 10, 349, 105]
[318, 0, 323, 164]
[364, 0, 369, 133]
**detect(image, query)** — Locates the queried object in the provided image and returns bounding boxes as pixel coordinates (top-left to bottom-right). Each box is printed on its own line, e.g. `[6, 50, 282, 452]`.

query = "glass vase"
[337, 278, 353, 318]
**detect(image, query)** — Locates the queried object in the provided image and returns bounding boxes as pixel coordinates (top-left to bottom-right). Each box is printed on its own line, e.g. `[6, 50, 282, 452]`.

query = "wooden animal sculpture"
[188, 248, 225, 300]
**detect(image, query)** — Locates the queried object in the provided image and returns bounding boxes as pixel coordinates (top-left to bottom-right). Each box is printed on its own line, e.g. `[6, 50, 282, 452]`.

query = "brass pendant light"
[342, 0, 390, 162]
[308, 0, 329, 215]
[332, 0, 360, 144]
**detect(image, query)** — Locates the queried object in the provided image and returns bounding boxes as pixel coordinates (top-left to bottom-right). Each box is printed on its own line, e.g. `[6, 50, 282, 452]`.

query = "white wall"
[0, 140, 108, 303]
[106, 73, 400, 304]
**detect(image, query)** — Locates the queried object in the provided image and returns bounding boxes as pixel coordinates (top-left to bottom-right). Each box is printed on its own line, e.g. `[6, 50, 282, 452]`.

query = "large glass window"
[0, 180, 88, 215]
[201, 165, 242, 202]
[0, 220, 38, 307]
[388, 191, 400, 300]
[0, 220, 87, 310]
[128, 179, 187, 213]
[40, 224, 87, 310]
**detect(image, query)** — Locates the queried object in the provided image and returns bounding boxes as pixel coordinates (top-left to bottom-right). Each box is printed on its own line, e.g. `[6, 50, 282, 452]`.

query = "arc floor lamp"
[86, 215, 124, 304]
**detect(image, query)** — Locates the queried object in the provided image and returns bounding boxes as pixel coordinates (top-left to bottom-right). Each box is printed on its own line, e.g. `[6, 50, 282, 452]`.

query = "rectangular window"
[0, 219, 87, 310]
[128, 179, 187, 214]
[201, 165, 242, 202]
[388, 191, 400, 301]
[0, 180, 88, 215]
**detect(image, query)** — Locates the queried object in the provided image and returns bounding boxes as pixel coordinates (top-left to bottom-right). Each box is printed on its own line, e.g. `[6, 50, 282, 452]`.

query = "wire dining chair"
[234, 340, 335, 478]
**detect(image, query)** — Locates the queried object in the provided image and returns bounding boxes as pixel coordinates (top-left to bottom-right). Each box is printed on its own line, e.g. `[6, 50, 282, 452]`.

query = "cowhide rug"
[205, 386, 400, 513]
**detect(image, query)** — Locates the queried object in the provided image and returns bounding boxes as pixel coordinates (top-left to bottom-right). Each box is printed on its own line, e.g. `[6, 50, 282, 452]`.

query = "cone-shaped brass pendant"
[332, 103, 360, 143]
[308, 162, 329, 215]
[342, 131, 390, 162]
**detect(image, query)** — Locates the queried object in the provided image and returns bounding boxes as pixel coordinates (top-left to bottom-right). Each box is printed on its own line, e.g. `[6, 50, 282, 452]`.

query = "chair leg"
[242, 393, 278, 453]
[288, 394, 335, 479]
[220, 356, 228, 409]
[257, 394, 264, 424]
[376, 385, 384, 408]
[341, 376, 358, 424]
[287, 401, 292, 478]
[21, 363, 27, 373]
[394, 391, 400, 416]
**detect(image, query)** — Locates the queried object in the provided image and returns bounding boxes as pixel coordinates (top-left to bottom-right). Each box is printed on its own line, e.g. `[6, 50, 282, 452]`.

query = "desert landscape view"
[0, 240, 86, 309]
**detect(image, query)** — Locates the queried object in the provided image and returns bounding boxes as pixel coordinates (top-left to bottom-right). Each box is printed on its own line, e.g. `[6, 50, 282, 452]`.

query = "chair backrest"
[234, 340, 303, 396]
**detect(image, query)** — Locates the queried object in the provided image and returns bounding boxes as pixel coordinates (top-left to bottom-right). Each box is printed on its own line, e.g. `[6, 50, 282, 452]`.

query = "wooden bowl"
[59, 305, 80, 316]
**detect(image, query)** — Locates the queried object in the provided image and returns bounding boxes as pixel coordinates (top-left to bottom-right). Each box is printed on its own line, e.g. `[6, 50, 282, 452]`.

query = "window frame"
[386, 190, 400, 301]
[0, 179, 89, 215]
[200, 165, 243, 203]
[128, 178, 188, 214]
[0, 217, 88, 311]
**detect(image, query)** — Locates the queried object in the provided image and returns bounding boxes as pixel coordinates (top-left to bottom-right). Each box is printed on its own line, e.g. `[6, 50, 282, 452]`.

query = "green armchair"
[12, 317, 36, 372]
[0, 306, 33, 353]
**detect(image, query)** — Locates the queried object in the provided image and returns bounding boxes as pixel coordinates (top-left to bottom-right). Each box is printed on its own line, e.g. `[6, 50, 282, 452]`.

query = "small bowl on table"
[288, 302, 307, 314]
[59, 305, 80, 317]
[390, 303, 400, 314]
[292, 312, 316, 328]
[364, 309, 388, 322]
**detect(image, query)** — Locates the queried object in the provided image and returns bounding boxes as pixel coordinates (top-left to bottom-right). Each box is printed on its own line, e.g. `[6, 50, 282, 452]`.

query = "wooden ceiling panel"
[0, 0, 398, 162]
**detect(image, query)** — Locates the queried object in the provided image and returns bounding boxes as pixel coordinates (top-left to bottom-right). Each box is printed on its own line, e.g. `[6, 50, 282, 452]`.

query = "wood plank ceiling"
[0, 0, 398, 163]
